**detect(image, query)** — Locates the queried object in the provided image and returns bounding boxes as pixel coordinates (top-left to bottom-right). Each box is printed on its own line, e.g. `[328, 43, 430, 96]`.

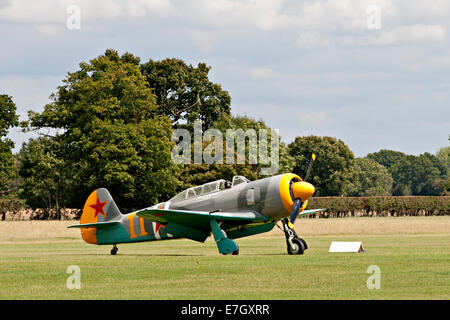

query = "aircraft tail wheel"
[111, 244, 118, 255]
[287, 238, 305, 255]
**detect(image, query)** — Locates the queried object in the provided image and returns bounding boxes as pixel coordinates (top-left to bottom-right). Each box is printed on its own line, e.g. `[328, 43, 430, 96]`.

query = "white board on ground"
[329, 241, 365, 252]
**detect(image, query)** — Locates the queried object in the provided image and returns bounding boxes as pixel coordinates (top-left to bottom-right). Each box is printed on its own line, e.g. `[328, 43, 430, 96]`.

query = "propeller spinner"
[289, 153, 316, 224]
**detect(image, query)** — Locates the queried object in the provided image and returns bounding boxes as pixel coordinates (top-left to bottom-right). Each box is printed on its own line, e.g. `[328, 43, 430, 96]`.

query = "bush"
[305, 196, 450, 218]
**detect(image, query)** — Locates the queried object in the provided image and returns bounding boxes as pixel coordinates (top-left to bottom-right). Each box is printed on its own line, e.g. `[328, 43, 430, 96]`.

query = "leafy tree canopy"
[26, 49, 158, 136]
[23, 50, 179, 211]
[212, 114, 294, 176]
[0, 94, 19, 195]
[390, 152, 447, 196]
[175, 114, 294, 189]
[344, 157, 393, 196]
[436, 146, 449, 176]
[18, 137, 69, 218]
[288, 135, 354, 196]
[368, 149, 448, 195]
[366, 149, 406, 169]
[140, 58, 231, 129]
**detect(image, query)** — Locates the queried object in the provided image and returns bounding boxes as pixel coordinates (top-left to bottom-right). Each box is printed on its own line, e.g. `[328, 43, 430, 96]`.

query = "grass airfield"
[0, 217, 449, 300]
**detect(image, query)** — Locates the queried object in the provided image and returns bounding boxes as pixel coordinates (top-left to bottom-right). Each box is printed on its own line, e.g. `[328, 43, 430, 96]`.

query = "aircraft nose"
[292, 181, 315, 202]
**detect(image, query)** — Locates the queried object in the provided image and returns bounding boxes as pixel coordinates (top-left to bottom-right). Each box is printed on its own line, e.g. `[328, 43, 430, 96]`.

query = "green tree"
[344, 158, 393, 196]
[367, 149, 410, 195]
[24, 50, 180, 211]
[436, 146, 449, 175]
[366, 149, 406, 169]
[175, 114, 294, 189]
[390, 153, 447, 196]
[18, 137, 70, 219]
[212, 114, 294, 176]
[27, 49, 158, 134]
[179, 163, 258, 191]
[288, 136, 354, 196]
[140, 58, 231, 129]
[436, 146, 450, 194]
[0, 94, 19, 196]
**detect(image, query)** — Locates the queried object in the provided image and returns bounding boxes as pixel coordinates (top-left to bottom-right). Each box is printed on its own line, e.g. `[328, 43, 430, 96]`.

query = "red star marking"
[90, 197, 108, 218]
[155, 223, 165, 233]
[155, 213, 165, 233]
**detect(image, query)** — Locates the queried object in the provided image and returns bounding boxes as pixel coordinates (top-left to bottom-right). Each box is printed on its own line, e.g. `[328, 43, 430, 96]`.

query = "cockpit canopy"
[169, 175, 250, 203]
[231, 175, 250, 186]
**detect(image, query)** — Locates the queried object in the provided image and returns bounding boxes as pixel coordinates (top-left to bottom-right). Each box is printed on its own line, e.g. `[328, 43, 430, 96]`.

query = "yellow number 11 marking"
[127, 213, 148, 239]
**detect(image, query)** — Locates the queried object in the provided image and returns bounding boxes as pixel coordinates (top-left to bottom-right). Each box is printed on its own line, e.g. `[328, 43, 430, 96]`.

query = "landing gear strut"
[281, 218, 307, 255]
[111, 244, 118, 255]
[209, 219, 239, 255]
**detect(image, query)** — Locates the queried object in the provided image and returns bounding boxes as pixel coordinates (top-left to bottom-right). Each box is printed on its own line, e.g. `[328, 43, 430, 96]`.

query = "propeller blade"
[289, 198, 303, 224]
[304, 153, 316, 182]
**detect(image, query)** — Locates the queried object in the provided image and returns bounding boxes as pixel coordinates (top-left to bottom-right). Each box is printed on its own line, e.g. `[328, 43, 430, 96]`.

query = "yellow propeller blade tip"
[312, 153, 316, 161]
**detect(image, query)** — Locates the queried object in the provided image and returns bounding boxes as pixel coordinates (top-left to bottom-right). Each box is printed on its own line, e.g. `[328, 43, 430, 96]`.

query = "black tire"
[287, 238, 305, 255]
[111, 247, 118, 255]
[299, 238, 308, 250]
[232, 246, 239, 255]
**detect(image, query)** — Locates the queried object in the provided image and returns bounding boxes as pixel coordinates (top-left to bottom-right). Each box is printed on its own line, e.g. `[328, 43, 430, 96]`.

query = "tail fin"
[77, 188, 123, 244]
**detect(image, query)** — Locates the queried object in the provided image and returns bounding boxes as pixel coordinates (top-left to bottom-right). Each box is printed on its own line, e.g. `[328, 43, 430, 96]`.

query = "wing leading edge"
[136, 208, 268, 242]
[298, 208, 327, 216]
[137, 208, 266, 229]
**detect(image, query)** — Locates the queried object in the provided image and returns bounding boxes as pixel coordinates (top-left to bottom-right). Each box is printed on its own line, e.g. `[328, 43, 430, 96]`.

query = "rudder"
[79, 188, 123, 244]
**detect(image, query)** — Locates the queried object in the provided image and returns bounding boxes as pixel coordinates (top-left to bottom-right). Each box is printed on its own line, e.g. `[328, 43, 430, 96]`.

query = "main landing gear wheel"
[221, 245, 239, 256]
[287, 238, 305, 255]
[111, 244, 118, 255]
[299, 238, 308, 250]
[281, 218, 308, 255]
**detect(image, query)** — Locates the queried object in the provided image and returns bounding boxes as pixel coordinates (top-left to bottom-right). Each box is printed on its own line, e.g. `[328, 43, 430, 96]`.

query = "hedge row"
[0, 198, 83, 220]
[0, 198, 26, 221]
[306, 196, 450, 218]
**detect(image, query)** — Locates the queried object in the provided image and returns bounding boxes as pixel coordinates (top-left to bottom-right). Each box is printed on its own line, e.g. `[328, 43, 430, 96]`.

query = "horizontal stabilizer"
[68, 221, 120, 229]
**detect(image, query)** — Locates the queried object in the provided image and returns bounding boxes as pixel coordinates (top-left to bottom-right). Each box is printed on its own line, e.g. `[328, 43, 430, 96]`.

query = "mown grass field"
[0, 217, 449, 300]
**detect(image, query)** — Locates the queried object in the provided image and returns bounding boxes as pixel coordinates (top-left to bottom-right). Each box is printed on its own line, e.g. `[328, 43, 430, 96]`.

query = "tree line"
[0, 49, 448, 218]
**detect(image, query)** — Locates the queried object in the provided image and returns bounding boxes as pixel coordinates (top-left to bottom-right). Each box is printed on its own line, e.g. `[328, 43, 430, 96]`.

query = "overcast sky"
[1, 0, 449, 157]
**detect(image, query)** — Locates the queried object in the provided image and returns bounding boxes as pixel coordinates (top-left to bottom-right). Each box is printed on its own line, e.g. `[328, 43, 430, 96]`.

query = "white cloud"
[170, 0, 286, 30]
[250, 67, 280, 79]
[387, 24, 446, 42]
[299, 111, 334, 127]
[0, 0, 173, 23]
[296, 24, 446, 48]
[0, 0, 66, 23]
[1, 0, 449, 36]
[296, 31, 331, 47]
[125, 0, 173, 17]
[185, 29, 215, 54]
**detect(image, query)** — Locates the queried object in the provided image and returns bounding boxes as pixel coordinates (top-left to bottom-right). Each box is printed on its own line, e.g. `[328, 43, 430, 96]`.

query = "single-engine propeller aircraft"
[69, 154, 325, 255]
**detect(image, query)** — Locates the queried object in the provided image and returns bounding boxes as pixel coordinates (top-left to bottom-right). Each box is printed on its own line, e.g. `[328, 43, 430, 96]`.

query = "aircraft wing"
[137, 208, 265, 228]
[299, 208, 327, 216]
[136, 208, 267, 242]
